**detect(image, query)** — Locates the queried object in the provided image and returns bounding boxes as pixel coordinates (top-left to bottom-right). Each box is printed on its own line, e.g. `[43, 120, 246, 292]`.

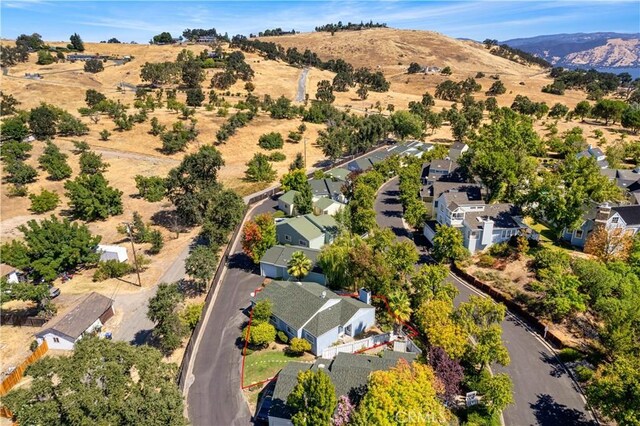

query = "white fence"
[321, 332, 393, 359]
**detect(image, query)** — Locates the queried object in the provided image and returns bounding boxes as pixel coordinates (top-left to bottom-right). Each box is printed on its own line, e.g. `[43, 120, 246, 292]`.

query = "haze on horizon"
[1, 0, 639, 43]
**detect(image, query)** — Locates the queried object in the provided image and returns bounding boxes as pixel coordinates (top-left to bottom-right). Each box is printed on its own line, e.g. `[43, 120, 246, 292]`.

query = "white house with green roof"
[253, 281, 375, 355]
[277, 190, 299, 216]
[259, 245, 326, 284]
[276, 214, 338, 249]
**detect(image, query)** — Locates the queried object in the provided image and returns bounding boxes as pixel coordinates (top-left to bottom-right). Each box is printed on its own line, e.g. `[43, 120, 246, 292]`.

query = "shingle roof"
[441, 191, 485, 209]
[427, 182, 482, 200]
[465, 203, 523, 230]
[309, 179, 344, 198]
[279, 190, 299, 205]
[278, 216, 324, 241]
[260, 245, 321, 271]
[314, 197, 336, 211]
[37, 292, 113, 340]
[305, 214, 338, 233]
[326, 168, 350, 181]
[612, 205, 640, 226]
[270, 351, 418, 419]
[303, 297, 365, 337]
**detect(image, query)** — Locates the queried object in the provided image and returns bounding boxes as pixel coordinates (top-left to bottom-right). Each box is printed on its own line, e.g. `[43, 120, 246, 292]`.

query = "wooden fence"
[0, 314, 48, 327]
[0, 340, 49, 397]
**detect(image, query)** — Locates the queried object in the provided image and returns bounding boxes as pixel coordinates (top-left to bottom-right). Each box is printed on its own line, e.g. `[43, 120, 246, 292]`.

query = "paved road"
[187, 198, 279, 426]
[111, 242, 191, 344]
[375, 177, 595, 426]
[294, 67, 309, 102]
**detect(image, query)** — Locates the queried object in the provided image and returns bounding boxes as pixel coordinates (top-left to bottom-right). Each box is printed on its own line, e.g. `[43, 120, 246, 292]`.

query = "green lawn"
[523, 217, 554, 242]
[243, 348, 312, 387]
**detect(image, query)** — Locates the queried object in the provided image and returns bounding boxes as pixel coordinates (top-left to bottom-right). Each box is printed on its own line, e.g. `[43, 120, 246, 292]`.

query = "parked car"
[49, 287, 60, 299]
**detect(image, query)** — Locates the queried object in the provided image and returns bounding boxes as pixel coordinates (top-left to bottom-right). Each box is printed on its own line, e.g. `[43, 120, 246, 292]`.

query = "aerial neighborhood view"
[1, 0, 640, 425]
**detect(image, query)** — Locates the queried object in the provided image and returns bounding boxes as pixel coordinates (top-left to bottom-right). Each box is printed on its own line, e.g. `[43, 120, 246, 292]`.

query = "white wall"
[38, 332, 75, 350]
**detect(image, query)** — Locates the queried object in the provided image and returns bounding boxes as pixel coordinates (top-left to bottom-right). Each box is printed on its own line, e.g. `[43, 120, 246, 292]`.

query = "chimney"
[481, 218, 494, 245]
[358, 288, 372, 305]
[595, 203, 611, 224]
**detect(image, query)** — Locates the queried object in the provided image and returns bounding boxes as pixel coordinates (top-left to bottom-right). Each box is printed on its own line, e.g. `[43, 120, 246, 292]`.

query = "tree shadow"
[381, 209, 403, 218]
[228, 252, 256, 273]
[539, 351, 568, 378]
[530, 394, 596, 426]
[130, 328, 152, 346]
[150, 209, 191, 233]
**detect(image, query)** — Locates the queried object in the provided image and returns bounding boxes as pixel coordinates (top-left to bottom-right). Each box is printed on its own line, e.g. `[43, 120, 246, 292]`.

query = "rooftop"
[465, 203, 523, 229]
[612, 205, 640, 226]
[37, 292, 113, 340]
[260, 245, 321, 272]
[441, 191, 485, 210]
[279, 190, 299, 205]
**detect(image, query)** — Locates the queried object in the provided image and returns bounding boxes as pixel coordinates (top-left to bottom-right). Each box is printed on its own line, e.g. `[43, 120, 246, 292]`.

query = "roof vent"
[318, 363, 325, 369]
[321, 290, 327, 299]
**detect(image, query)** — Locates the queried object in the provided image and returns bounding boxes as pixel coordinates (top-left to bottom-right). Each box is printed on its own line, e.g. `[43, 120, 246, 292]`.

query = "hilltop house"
[577, 145, 608, 169]
[260, 245, 326, 284]
[276, 214, 338, 249]
[562, 203, 640, 247]
[36, 292, 114, 350]
[267, 351, 417, 425]
[423, 190, 528, 253]
[253, 281, 375, 355]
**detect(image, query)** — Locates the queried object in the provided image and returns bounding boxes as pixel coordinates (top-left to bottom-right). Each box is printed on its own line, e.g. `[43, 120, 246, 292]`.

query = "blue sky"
[2, 1, 638, 43]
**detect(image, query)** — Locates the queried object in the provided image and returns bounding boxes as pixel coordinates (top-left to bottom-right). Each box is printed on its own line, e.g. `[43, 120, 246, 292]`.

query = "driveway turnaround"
[375, 177, 596, 426]
[187, 199, 278, 426]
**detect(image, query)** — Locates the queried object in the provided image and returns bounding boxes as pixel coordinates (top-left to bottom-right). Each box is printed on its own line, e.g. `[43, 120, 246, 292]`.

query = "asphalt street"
[294, 67, 309, 102]
[375, 177, 596, 426]
[187, 198, 279, 426]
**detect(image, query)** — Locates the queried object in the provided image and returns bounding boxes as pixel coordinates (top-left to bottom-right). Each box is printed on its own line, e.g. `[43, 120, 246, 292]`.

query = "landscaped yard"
[243, 344, 314, 387]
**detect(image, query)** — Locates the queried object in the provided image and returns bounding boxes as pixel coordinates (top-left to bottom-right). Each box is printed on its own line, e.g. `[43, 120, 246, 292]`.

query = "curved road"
[375, 177, 596, 426]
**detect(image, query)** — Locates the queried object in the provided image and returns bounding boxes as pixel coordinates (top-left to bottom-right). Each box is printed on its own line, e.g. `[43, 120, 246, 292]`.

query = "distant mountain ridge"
[502, 32, 640, 69]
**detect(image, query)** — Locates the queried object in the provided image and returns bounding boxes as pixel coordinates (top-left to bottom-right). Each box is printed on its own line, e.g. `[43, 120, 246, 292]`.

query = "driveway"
[186, 198, 279, 426]
[375, 177, 595, 426]
[295, 67, 309, 102]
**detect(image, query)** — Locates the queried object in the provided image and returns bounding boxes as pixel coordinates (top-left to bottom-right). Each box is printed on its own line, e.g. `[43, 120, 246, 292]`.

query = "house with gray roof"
[308, 178, 347, 203]
[562, 203, 640, 248]
[267, 351, 417, 424]
[276, 214, 338, 249]
[577, 145, 608, 169]
[253, 281, 375, 356]
[424, 190, 528, 253]
[260, 245, 325, 284]
[447, 141, 469, 161]
[36, 292, 114, 350]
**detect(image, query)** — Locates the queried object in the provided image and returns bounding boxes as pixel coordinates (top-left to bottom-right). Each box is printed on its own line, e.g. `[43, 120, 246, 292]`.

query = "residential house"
[424, 190, 527, 253]
[577, 145, 608, 169]
[278, 190, 299, 216]
[313, 197, 344, 216]
[309, 179, 347, 203]
[599, 167, 640, 204]
[260, 245, 325, 284]
[562, 203, 640, 247]
[276, 214, 338, 249]
[447, 142, 469, 162]
[421, 159, 464, 185]
[420, 182, 483, 216]
[267, 351, 417, 425]
[36, 292, 114, 350]
[253, 281, 375, 355]
[97, 245, 128, 262]
[325, 167, 350, 182]
[278, 190, 345, 217]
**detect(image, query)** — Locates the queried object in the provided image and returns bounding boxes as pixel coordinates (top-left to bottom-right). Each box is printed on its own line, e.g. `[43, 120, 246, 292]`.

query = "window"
[299, 240, 307, 247]
[610, 216, 619, 224]
[285, 234, 291, 241]
[452, 212, 464, 220]
[434, 201, 439, 208]
[53, 337, 60, 343]
[575, 229, 583, 239]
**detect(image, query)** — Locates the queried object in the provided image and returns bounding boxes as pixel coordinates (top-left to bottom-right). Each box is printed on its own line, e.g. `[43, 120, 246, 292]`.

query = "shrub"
[268, 152, 286, 162]
[533, 248, 570, 277]
[558, 348, 583, 363]
[276, 331, 289, 344]
[29, 340, 39, 352]
[180, 303, 204, 331]
[147, 229, 164, 254]
[288, 337, 311, 355]
[488, 242, 511, 258]
[84, 59, 104, 73]
[242, 322, 276, 347]
[93, 260, 132, 281]
[29, 189, 60, 213]
[99, 129, 111, 141]
[7, 184, 29, 197]
[477, 254, 496, 268]
[258, 132, 284, 150]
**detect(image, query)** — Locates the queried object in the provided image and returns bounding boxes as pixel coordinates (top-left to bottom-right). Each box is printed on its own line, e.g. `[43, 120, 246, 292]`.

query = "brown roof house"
[36, 292, 114, 350]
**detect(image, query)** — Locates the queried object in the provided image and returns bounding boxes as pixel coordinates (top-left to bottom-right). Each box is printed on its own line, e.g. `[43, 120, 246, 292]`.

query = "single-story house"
[325, 167, 350, 182]
[447, 141, 469, 162]
[563, 203, 640, 247]
[267, 351, 417, 425]
[260, 245, 325, 284]
[424, 190, 528, 253]
[278, 190, 299, 216]
[36, 292, 115, 350]
[276, 214, 339, 249]
[313, 196, 345, 216]
[577, 145, 608, 169]
[97, 245, 128, 262]
[253, 281, 375, 355]
[0, 264, 21, 284]
[309, 179, 347, 203]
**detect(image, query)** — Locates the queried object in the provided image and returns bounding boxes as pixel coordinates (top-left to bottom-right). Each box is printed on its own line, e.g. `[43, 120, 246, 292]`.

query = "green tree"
[141, 61, 181, 86]
[391, 110, 423, 140]
[252, 299, 273, 323]
[1, 116, 29, 141]
[36, 50, 55, 65]
[200, 188, 245, 245]
[84, 59, 104, 73]
[64, 173, 123, 221]
[182, 60, 205, 88]
[432, 224, 468, 263]
[242, 213, 277, 263]
[186, 87, 205, 106]
[387, 291, 412, 333]
[621, 103, 640, 134]
[134, 175, 166, 202]
[316, 80, 335, 103]
[287, 251, 313, 279]
[3, 338, 187, 426]
[99, 129, 111, 140]
[29, 189, 60, 213]
[245, 152, 277, 183]
[477, 373, 514, 415]
[486, 80, 506, 96]
[69, 33, 85, 51]
[411, 264, 457, 307]
[289, 337, 312, 355]
[280, 169, 308, 192]
[79, 150, 109, 175]
[592, 99, 627, 125]
[5, 160, 38, 185]
[573, 100, 591, 122]
[1, 215, 100, 282]
[85, 89, 106, 108]
[287, 370, 337, 426]
[185, 245, 219, 292]
[541, 269, 587, 321]
[293, 182, 313, 215]
[29, 104, 57, 139]
[38, 141, 71, 180]
[147, 282, 185, 354]
[165, 145, 225, 225]
[356, 83, 368, 100]
[289, 153, 305, 171]
[180, 303, 204, 330]
[242, 322, 276, 347]
[258, 132, 284, 150]
[415, 299, 468, 359]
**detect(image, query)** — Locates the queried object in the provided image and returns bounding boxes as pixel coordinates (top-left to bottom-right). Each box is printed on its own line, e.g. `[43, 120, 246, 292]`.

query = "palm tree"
[387, 291, 412, 334]
[287, 251, 312, 280]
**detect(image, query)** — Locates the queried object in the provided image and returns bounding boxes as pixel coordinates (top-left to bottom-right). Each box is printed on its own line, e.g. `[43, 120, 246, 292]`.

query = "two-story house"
[577, 145, 608, 169]
[276, 214, 338, 249]
[424, 190, 528, 253]
[563, 203, 640, 247]
[252, 281, 375, 355]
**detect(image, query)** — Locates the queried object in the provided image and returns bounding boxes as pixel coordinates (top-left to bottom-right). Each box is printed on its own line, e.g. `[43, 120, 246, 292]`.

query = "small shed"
[36, 292, 115, 350]
[0, 264, 20, 284]
[97, 245, 128, 262]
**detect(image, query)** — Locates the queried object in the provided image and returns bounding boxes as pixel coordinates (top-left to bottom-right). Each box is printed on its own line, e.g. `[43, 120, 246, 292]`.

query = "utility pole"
[122, 222, 142, 287]
[304, 136, 307, 169]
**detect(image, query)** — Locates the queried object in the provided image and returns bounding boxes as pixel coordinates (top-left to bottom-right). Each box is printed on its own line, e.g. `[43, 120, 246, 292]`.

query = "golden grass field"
[0, 29, 636, 366]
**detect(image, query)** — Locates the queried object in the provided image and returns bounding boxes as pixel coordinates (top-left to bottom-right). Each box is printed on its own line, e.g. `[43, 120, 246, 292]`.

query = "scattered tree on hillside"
[38, 141, 72, 180]
[64, 173, 123, 221]
[185, 245, 219, 292]
[245, 153, 276, 183]
[147, 282, 185, 354]
[68, 33, 85, 51]
[84, 59, 104, 73]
